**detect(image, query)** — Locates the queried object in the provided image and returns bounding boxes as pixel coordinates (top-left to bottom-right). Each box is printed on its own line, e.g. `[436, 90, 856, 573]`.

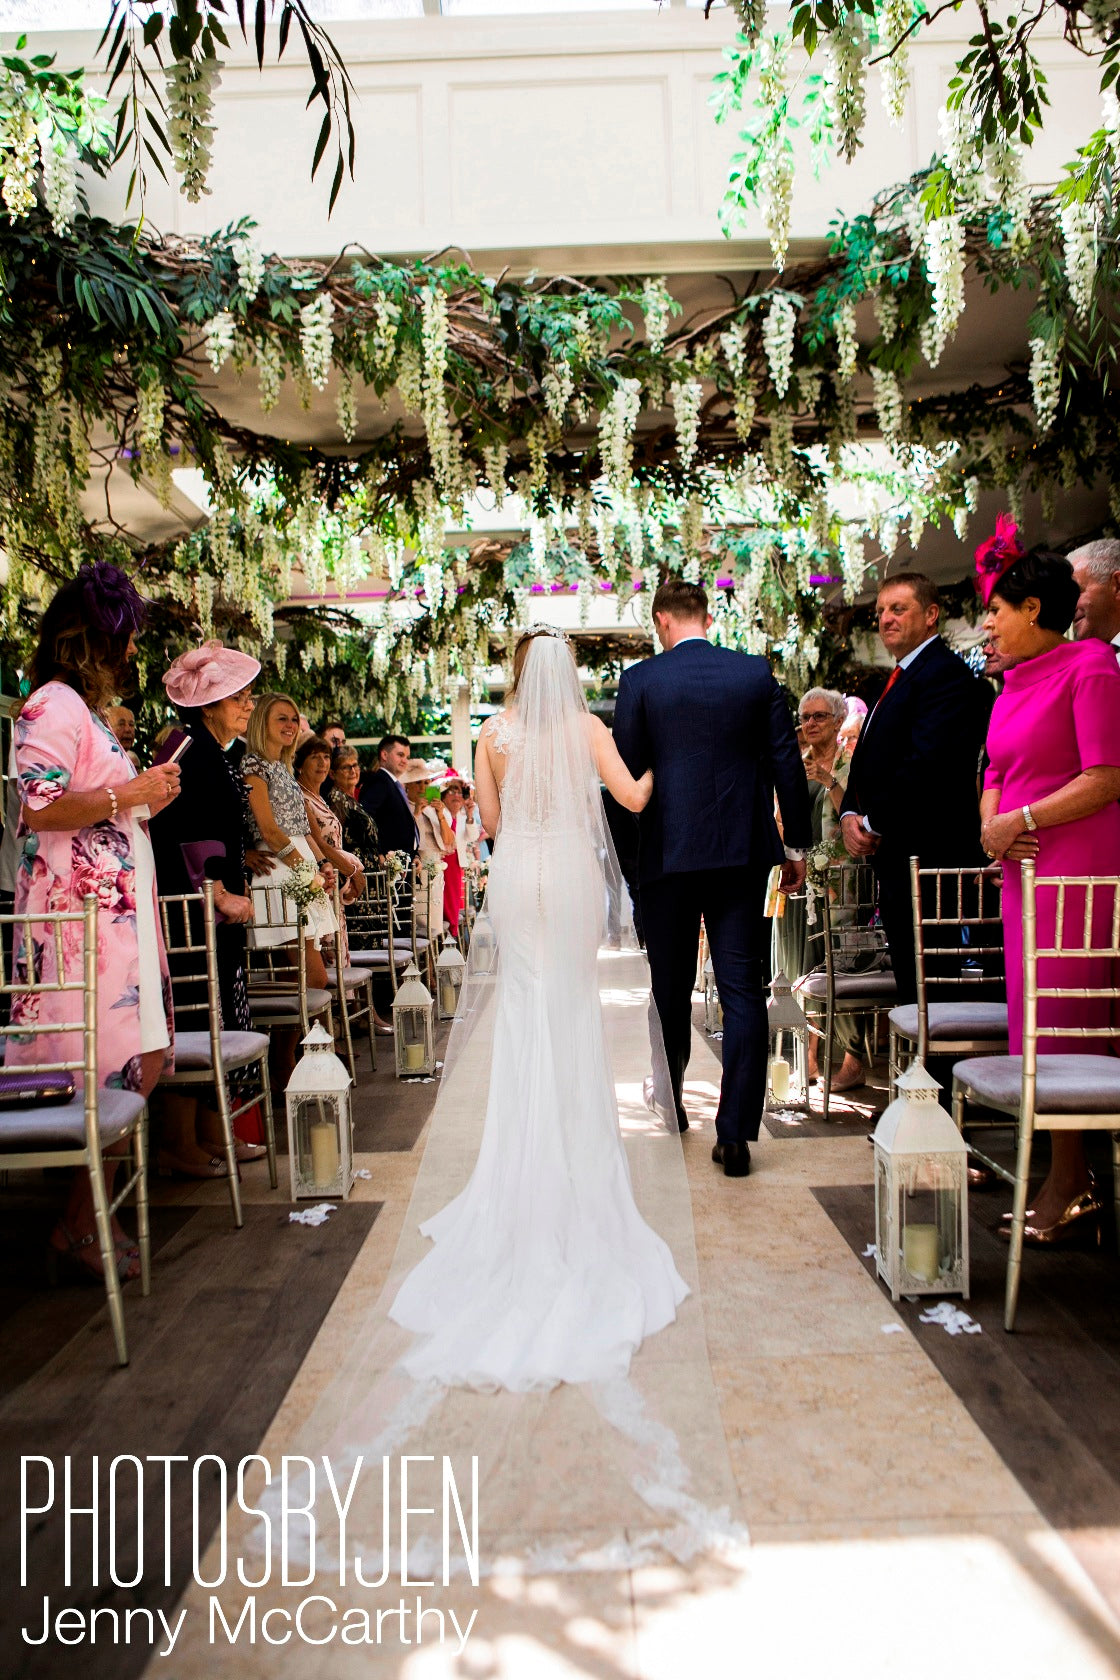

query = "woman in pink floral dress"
[8, 565, 181, 1280]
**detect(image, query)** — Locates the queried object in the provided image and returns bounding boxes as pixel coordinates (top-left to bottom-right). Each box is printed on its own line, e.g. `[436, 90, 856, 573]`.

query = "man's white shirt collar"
[897, 633, 940, 671]
[670, 635, 709, 647]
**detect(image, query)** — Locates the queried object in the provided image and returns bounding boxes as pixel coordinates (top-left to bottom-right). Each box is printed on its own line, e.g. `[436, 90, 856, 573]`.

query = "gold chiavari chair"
[952, 861, 1120, 1330]
[0, 894, 149, 1366]
[323, 874, 377, 1080]
[888, 858, 1009, 1100]
[801, 862, 898, 1120]
[157, 881, 278, 1219]
[342, 869, 413, 999]
[245, 878, 334, 1042]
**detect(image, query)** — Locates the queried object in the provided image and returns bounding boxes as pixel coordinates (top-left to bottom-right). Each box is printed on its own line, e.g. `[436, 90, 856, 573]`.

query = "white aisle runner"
[162, 952, 744, 1675]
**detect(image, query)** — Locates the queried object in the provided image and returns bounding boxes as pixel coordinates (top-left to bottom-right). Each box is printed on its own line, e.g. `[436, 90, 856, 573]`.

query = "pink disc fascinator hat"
[162, 641, 262, 709]
[974, 513, 1026, 606]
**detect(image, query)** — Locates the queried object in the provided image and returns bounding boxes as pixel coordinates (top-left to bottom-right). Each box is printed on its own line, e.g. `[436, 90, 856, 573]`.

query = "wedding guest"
[151, 641, 265, 1176]
[361, 733, 419, 856]
[294, 735, 366, 900]
[405, 759, 452, 936]
[320, 720, 347, 754]
[325, 746, 381, 874]
[439, 774, 477, 940]
[241, 693, 337, 994]
[837, 697, 866, 755]
[9, 564, 179, 1279]
[840, 572, 992, 1004]
[1070, 538, 1120, 662]
[777, 687, 863, 1092]
[105, 703, 141, 769]
[979, 537, 1120, 1243]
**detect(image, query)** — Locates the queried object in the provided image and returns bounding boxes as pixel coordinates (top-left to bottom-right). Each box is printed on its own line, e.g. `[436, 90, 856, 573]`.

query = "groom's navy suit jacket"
[612, 639, 812, 885]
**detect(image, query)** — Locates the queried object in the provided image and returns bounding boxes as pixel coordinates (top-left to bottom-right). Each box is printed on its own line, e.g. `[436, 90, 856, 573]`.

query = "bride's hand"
[635, 769, 654, 809]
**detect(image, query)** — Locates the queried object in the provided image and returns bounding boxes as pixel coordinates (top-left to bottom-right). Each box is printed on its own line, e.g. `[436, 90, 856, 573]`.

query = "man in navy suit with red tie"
[614, 578, 812, 1179]
[840, 572, 992, 1005]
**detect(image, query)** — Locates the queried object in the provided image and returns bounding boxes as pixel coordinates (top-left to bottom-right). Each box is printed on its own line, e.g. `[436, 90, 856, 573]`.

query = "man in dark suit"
[840, 572, 992, 1006]
[361, 733, 419, 857]
[613, 579, 811, 1178]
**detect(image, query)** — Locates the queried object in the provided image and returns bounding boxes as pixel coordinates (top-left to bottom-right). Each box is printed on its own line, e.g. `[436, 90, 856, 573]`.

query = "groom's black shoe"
[712, 1140, 751, 1178]
[677, 1108, 689, 1134]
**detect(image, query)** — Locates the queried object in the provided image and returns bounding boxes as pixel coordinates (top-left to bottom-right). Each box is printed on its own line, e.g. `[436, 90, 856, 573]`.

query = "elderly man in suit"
[613, 578, 811, 1178]
[1071, 538, 1120, 663]
[840, 572, 992, 1005]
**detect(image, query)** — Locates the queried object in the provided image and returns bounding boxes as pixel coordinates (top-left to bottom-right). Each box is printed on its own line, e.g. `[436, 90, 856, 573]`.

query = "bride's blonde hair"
[510, 627, 573, 697]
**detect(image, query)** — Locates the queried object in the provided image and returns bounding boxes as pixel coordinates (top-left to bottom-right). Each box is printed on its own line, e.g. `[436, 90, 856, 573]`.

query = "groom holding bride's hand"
[613, 579, 812, 1178]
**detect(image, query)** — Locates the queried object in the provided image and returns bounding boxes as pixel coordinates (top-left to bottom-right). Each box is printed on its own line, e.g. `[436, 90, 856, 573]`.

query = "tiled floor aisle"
[145, 956, 1120, 1680]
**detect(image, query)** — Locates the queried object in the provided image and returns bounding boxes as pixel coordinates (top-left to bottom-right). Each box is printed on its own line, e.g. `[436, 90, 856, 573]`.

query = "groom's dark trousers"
[613, 639, 811, 1148]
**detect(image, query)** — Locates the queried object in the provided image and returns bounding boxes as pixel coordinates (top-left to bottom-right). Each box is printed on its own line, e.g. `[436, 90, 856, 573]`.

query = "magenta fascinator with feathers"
[974, 513, 1026, 606]
[76, 562, 148, 635]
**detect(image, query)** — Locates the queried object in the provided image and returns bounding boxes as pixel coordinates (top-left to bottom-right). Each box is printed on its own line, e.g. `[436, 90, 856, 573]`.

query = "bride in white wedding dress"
[389, 626, 689, 1392]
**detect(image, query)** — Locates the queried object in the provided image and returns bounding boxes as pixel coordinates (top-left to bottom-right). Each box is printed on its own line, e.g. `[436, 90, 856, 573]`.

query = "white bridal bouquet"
[282, 856, 328, 911]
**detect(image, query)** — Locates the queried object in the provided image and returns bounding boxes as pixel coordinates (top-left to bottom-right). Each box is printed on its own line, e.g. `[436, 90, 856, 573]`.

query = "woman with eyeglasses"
[775, 687, 863, 1093]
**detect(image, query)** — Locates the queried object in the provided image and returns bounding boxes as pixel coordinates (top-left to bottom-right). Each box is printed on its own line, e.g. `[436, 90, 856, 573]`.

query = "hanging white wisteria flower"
[420, 285, 455, 488]
[1, 108, 37, 218]
[37, 123, 78, 235]
[396, 341, 423, 413]
[1029, 336, 1062, 432]
[908, 496, 926, 550]
[963, 475, 979, 513]
[136, 377, 166, 476]
[1059, 200, 1097, 320]
[482, 441, 509, 507]
[879, 0, 912, 127]
[166, 54, 221, 202]
[835, 300, 857, 381]
[203, 311, 236, 374]
[937, 104, 982, 201]
[759, 33, 794, 271]
[825, 12, 868, 164]
[734, 377, 757, 442]
[984, 133, 1030, 248]
[542, 361, 574, 426]
[254, 335, 284, 412]
[336, 364, 358, 441]
[671, 377, 703, 471]
[232, 235, 265, 303]
[763, 294, 797, 400]
[766, 411, 795, 484]
[873, 286, 899, 342]
[641, 277, 674, 356]
[679, 494, 706, 563]
[300, 292, 335, 390]
[598, 377, 642, 496]
[922, 215, 965, 368]
[720, 320, 748, 380]
[871, 367, 904, 445]
[730, 0, 766, 44]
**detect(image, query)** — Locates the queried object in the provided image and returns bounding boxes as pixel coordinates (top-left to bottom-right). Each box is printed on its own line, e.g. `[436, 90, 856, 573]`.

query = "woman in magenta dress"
[979, 537, 1120, 1243]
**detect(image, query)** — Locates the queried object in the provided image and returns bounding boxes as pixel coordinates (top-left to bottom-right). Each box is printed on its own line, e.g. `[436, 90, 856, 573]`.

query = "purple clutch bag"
[180, 841, 229, 922]
[0, 1070, 76, 1109]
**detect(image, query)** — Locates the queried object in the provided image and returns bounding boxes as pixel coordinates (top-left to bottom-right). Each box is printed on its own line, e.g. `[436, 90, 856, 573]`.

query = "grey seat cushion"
[800, 971, 898, 1002]
[169, 1029, 270, 1070]
[347, 949, 404, 969]
[325, 966, 373, 987]
[250, 988, 332, 1016]
[0, 1085, 147, 1149]
[956, 1053, 1120, 1114]
[890, 1002, 1009, 1041]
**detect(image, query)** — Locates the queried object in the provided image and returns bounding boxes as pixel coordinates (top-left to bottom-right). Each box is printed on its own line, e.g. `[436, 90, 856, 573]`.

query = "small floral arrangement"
[421, 855, 446, 882]
[384, 850, 412, 882]
[282, 857, 327, 912]
[805, 835, 847, 926]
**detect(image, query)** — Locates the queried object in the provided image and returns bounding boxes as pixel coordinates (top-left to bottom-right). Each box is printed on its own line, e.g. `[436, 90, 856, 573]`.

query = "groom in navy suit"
[613, 579, 812, 1177]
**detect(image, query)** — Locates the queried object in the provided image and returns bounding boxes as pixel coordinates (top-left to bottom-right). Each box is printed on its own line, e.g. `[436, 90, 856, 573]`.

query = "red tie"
[866, 664, 901, 729]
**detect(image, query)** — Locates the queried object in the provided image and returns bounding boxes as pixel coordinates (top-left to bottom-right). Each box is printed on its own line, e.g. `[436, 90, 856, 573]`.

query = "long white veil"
[242, 628, 744, 1586]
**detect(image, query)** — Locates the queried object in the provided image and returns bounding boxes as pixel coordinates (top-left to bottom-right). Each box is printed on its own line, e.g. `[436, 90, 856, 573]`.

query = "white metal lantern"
[703, 957, 723, 1036]
[766, 968, 809, 1108]
[435, 939, 466, 1021]
[469, 910, 498, 977]
[873, 1061, 970, 1301]
[285, 1022, 354, 1200]
[393, 961, 435, 1077]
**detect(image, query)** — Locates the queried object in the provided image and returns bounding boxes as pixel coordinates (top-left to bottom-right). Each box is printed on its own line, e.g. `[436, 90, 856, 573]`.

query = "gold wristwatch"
[1021, 804, 1038, 832]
